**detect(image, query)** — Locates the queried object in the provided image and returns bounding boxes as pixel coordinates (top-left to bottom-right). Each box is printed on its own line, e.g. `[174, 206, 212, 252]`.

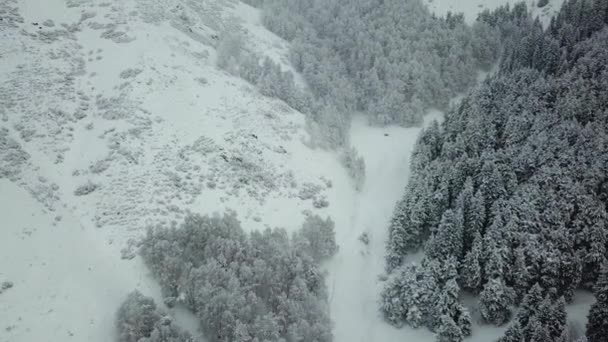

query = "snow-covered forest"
[1, 0, 607, 341]
[385, 0, 608, 341]
[243, 0, 503, 147]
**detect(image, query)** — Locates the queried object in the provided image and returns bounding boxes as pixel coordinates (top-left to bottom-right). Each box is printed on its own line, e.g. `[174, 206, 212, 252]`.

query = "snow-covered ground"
[0, 0, 591, 341]
[326, 116, 435, 341]
[0, 179, 167, 341]
[0, 0, 343, 340]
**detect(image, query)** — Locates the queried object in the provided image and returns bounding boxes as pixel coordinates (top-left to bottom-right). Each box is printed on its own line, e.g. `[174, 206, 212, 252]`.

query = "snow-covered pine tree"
[460, 231, 483, 293]
[478, 277, 515, 326]
[436, 315, 464, 342]
[426, 209, 464, 261]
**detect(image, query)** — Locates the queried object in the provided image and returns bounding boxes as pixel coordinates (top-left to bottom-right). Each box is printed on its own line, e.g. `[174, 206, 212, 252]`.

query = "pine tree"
[517, 283, 545, 329]
[477, 153, 506, 209]
[511, 247, 531, 303]
[479, 277, 515, 326]
[499, 320, 524, 342]
[436, 315, 464, 342]
[432, 277, 461, 329]
[426, 209, 464, 261]
[455, 305, 472, 337]
[529, 316, 551, 342]
[460, 231, 483, 293]
[467, 189, 486, 247]
[533, 295, 568, 341]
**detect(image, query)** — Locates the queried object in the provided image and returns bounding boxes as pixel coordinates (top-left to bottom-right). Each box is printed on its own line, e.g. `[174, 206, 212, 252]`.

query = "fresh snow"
[0, 179, 166, 341]
[326, 116, 435, 341]
[0, 0, 591, 342]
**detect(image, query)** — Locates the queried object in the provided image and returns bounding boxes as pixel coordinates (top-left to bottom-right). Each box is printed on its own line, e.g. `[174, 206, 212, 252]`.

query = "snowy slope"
[0, 0, 344, 340]
[0, 179, 166, 341]
[0, 0, 589, 342]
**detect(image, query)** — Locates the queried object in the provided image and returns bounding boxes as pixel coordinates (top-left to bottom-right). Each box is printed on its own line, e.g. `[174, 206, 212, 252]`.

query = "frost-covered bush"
[140, 212, 334, 342]
[313, 196, 329, 209]
[0, 281, 13, 295]
[119, 68, 142, 79]
[340, 146, 366, 191]
[89, 159, 111, 174]
[74, 181, 99, 196]
[298, 182, 322, 200]
[116, 290, 192, 342]
[0, 127, 29, 180]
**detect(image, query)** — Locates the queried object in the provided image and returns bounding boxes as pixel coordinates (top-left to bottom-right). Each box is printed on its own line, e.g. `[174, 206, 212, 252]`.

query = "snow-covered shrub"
[312, 196, 329, 208]
[0, 127, 29, 180]
[0, 281, 13, 294]
[298, 182, 322, 200]
[140, 212, 334, 342]
[358, 232, 369, 245]
[119, 68, 142, 79]
[116, 290, 192, 342]
[89, 159, 111, 174]
[74, 181, 99, 196]
[340, 146, 365, 191]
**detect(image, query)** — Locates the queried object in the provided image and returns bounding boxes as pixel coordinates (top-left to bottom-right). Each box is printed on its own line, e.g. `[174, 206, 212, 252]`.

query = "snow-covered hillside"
[0, 0, 347, 340]
[0, 0, 587, 341]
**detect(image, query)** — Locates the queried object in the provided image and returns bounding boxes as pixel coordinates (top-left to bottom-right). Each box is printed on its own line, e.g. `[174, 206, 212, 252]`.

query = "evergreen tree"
[511, 247, 531, 303]
[426, 209, 464, 261]
[381, 1, 608, 339]
[460, 231, 483, 293]
[479, 277, 515, 326]
[436, 315, 464, 342]
[499, 320, 524, 342]
[517, 283, 545, 329]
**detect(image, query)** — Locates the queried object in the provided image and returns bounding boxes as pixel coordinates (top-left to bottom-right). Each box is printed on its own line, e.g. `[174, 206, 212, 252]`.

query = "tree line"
[384, 0, 608, 341]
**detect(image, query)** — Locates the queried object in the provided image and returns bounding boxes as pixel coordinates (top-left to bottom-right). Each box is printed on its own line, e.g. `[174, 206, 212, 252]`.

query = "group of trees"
[137, 212, 338, 342]
[248, 0, 501, 127]
[217, 31, 368, 188]
[381, 258, 472, 341]
[216, 33, 311, 115]
[383, 0, 608, 341]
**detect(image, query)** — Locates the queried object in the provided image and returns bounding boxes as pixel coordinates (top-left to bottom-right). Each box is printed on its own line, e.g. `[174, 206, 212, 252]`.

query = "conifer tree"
[479, 277, 515, 326]
[460, 232, 483, 293]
